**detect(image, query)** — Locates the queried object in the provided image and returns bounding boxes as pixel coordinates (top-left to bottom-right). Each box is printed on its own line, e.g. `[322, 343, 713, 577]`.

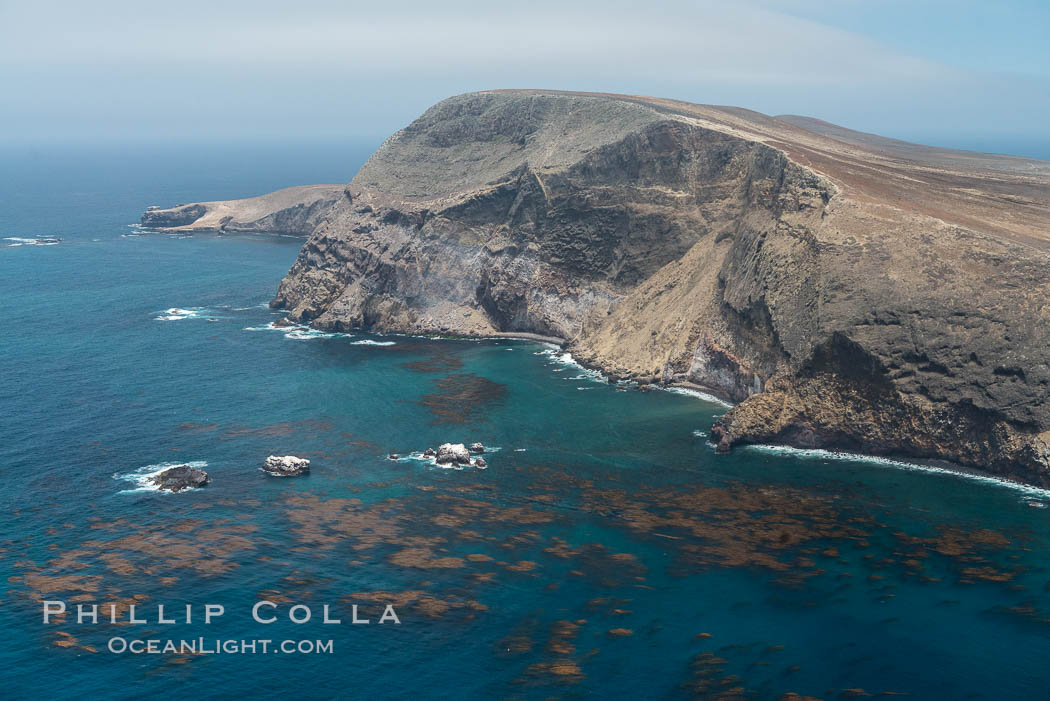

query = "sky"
[1, 0, 1048, 158]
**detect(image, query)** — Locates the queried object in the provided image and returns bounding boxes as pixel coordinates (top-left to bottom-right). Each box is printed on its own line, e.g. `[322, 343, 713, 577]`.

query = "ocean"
[2, 142, 1049, 700]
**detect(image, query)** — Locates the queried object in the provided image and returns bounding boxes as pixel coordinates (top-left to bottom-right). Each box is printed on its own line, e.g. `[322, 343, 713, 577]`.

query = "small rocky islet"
[260, 455, 311, 477]
[146, 443, 490, 492]
[147, 454, 312, 492]
[398, 442, 489, 468]
[149, 464, 210, 492]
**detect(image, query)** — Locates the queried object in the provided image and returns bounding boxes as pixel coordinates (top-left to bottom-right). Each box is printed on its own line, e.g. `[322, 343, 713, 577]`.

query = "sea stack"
[150, 464, 210, 492]
[261, 455, 311, 476]
[435, 443, 472, 466]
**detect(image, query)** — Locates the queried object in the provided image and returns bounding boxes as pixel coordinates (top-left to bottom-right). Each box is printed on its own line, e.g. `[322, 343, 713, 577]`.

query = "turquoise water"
[2, 144, 1049, 700]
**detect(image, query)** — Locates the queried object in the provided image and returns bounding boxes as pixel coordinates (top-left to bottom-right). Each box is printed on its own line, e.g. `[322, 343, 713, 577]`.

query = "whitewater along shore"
[142, 90, 1050, 486]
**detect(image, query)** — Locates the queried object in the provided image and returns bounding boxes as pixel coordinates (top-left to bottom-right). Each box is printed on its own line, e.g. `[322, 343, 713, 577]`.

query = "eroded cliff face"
[149, 90, 1050, 486]
[275, 100, 830, 342]
[709, 204, 1050, 483]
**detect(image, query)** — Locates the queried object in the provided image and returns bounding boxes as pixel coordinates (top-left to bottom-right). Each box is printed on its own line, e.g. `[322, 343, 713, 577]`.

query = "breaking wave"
[242, 321, 352, 339]
[153, 307, 221, 321]
[743, 444, 1050, 498]
[534, 347, 606, 384]
[660, 385, 734, 408]
[4, 236, 61, 247]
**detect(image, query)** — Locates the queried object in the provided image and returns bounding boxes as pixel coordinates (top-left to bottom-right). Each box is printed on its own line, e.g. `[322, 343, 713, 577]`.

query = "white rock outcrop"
[261, 455, 311, 476]
[435, 443, 472, 466]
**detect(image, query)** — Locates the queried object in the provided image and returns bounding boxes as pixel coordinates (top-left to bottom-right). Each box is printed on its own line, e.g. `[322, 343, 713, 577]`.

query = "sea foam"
[534, 347, 607, 384]
[153, 307, 218, 321]
[4, 236, 61, 247]
[284, 328, 354, 340]
[660, 385, 734, 408]
[243, 321, 356, 340]
[743, 444, 1050, 499]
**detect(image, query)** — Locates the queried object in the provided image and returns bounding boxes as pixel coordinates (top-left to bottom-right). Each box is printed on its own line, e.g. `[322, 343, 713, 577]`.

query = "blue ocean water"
[2, 143, 1049, 700]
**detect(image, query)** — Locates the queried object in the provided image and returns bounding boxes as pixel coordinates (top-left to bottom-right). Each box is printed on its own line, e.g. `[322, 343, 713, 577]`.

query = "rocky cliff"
[143, 90, 1050, 486]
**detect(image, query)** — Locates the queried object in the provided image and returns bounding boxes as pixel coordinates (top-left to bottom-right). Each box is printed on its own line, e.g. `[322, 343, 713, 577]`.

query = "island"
[142, 89, 1050, 486]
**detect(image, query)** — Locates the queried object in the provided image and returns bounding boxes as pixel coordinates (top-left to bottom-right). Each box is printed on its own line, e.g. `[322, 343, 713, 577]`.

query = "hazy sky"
[2, 0, 1048, 157]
